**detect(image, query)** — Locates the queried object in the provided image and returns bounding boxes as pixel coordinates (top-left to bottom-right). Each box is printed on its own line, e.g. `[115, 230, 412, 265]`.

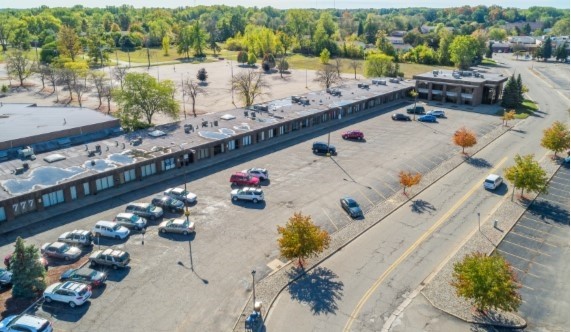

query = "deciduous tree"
[450, 35, 479, 69]
[541, 121, 570, 157]
[277, 57, 289, 78]
[277, 212, 331, 268]
[453, 127, 477, 154]
[504, 154, 548, 197]
[320, 48, 331, 64]
[5, 50, 33, 86]
[196, 68, 208, 83]
[10, 237, 46, 298]
[183, 78, 206, 118]
[502, 109, 516, 127]
[113, 72, 179, 127]
[452, 252, 521, 313]
[364, 53, 394, 77]
[399, 171, 422, 194]
[315, 64, 341, 89]
[230, 69, 269, 107]
[90, 71, 107, 109]
[349, 59, 361, 79]
[57, 25, 81, 62]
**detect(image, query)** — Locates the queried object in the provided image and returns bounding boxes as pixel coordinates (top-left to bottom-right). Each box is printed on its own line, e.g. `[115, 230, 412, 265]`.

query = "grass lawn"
[495, 99, 539, 119]
[481, 58, 497, 66]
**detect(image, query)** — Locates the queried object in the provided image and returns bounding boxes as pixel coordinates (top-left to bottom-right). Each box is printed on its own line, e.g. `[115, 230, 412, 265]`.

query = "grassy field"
[495, 99, 539, 119]
[481, 58, 497, 66]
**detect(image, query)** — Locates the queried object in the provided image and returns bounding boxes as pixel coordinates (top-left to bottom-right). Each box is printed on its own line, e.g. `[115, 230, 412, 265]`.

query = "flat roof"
[0, 80, 413, 199]
[0, 103, 119, 143]
[413, 70, 508, 84]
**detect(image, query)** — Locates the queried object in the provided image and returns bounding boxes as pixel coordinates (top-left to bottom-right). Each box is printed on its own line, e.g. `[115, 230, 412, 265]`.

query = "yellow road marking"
[322, 208, 339, 231]
[343, 157, 509, 331]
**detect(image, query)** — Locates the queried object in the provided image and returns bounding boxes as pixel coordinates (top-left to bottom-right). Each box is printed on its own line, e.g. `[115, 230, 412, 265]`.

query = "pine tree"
[10, 237, 46, 298]
[501, 75, 519, 109]
[542, 37, 552, 61]
[516, 74, 524, 104]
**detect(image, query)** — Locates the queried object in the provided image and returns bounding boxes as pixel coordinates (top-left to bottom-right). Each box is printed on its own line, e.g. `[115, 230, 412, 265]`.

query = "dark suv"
[406, 106, 425, 114]
[89, 249, 130, 270]
[312, 142, 336, 155]
[125, 203, 164, 220]
[151, 196, 185, 213]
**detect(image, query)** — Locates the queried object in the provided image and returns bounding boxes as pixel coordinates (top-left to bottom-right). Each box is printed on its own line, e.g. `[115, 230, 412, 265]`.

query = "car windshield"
[485, 179, 494, 184]
[347, 200, 359, 208]
[129, 215, 139, 222]
[117, 253, 129, 261]
[78, 287, 88, 296]
[112, 224, 122, 231]
[61, 244, 70, 251]
[149, 205, 158, 211]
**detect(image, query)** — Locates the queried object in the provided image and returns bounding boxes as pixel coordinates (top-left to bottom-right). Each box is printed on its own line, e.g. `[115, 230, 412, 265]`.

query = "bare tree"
[101, 84, 113, 114]
[314, 64, 341, 89]
[71, 74, 89, 108]
[349, 59, 361, 80]
[45, 65, 60, 102]
[31, 63, 49, 90]
[230, 69, 269, 107]
[333, 57, 343, 77]
[113, 67, 128, 90]
[182, 78, 206, 118]
[5, 50, 33, 86]
[90, 71, 107, 109]
[59, 67, 74, 103]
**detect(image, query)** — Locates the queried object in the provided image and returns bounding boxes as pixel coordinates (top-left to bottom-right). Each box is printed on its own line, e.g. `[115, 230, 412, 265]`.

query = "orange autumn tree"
[453, 127, 477, 154]
[399, 171, 422, 194]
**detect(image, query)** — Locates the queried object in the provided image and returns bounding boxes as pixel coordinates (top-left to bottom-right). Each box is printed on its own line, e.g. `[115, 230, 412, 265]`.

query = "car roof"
[116, 212, 136, 219]
[49, 242, 67, 249]
[343, 196, 356, 202]
[10, 314, 49, 328]
[101, 248, 126, 257]
[129, 203, 150, 208]
[232, 171, 248, 176]
[170, 187, 185, 193]
[96, 220, 117, 227]
[486, 174, 501, 181]
[75, 267, 99, 276]
[60, 281, 88, 292]
[171, 219, 187, 226]
[69, 229, 91, 236]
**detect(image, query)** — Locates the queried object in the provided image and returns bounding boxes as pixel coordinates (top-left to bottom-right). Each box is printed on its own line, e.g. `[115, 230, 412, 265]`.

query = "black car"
[151, 196, 185, 213]
[340, 196, 363, 218]
[60, 267, 107, 287]
[406, 106, 425, 114]
[392, 113, 411, 121]
[312, 142, 337, 155]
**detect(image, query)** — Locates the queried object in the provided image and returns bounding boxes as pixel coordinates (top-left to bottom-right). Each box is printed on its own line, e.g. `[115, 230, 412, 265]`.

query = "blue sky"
[8, 0, 570, 9]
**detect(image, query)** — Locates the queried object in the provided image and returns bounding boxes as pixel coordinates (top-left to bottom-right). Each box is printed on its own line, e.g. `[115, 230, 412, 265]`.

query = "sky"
[8, 0, 570, 9]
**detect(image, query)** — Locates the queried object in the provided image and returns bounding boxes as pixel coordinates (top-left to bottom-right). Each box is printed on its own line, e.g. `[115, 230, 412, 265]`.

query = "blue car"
[418, 115, 437, 123]
[340, 196, 363, 218]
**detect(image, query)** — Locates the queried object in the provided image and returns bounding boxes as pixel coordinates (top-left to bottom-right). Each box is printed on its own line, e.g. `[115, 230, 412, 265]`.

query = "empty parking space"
[495, 164, 569, 330]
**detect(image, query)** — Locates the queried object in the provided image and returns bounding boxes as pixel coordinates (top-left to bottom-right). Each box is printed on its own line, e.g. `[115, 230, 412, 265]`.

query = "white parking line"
[496, 249, 550, 268]
[322, 208, 340, 231]
[509, 231, 557, 248]
[510, 265, 542, 279]
[502, 239, 551, 256]
[515, 223, 568, 241]
[521, 216, 569, 230]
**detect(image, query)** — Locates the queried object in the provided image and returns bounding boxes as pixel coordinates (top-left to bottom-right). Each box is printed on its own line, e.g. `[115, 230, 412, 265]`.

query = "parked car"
[92, 221, 130, 240]
[341, 130, 364, 140]
[312, 141, 337, 155]
[231, 187, 265, 203]
[58, 230, 93, 247]
[158, 218, 196, 235]
[230, 172, 260, 187]
[392, 113, 411, 121]
[60, 267, 107, 287]
[427, 110, 446, 118]
[417, 115, 437, 123]
[125, 203, 164, 220]
[43, 281, 91, 308]
[340, 196, 363, 218]
[89, 249, 130, 269]
[4, 253, 48, 271]
[483, 174, 503, 190]
[151, 196, 185, 213]
[0, 314, 53, 332]
[406, 106, 425, 114]
[0, 268, 12, 288]
[41, 242, 82, 262]
[164, 187, 197, 203]
[113, 213, 147, 231]
[243, 168, 269, 181]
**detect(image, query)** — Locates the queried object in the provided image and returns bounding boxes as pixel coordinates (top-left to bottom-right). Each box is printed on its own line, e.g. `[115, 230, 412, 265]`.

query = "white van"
[484, 174, 503, 190]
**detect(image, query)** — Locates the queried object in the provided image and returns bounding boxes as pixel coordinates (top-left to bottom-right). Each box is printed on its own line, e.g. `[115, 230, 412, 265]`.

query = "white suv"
[231, 187, 264, 203]
[244, 168, 269, 181]
[92, 221, 130, 239]
[43, 281, 91, 308]
[0, 314, 53, 332]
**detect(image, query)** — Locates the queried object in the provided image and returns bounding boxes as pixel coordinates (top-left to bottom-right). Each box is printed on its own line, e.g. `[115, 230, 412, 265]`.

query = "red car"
[342, 130, 364, 140]
[230, 172, 260, 186]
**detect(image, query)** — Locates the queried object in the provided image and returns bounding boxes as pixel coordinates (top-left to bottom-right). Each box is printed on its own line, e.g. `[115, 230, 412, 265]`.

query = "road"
[264, 54, 569, 331]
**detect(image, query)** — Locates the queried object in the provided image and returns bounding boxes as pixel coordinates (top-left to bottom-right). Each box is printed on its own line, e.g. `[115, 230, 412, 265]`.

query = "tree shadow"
[410, 199, 436, 214]
[527, 199, 570, 226]
[286, 266, 344, 315]
[464, 156, 493, 168]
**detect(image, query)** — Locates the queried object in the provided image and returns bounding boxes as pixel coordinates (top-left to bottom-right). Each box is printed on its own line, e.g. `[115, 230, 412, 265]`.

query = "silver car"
[158, 218, 195, 235]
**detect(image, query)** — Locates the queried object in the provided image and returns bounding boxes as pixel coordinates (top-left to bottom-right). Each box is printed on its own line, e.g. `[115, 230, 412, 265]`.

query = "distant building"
[491, 42, 511, 53]
[393, 43, 413, 52]
[420, 25, 454, 34]
[508, 36, 539, 51]
[388, 36, 404, 45]
[390, 30, 407, 37]
[503, 21, 544, 32]
[413, 70, 508, 106]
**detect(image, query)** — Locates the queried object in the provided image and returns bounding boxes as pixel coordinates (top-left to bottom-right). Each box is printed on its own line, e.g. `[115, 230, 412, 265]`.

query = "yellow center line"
[343, 156, 508, 331]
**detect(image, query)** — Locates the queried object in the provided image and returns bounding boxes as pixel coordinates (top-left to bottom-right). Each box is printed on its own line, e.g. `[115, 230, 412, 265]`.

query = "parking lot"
[0, 103, 504, 331]
[495, 163, 570, 331]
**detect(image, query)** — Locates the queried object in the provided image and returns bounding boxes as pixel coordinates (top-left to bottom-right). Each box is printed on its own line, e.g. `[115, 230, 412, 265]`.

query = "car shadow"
[92, 236, 129, 247]
[486, 183, 509, 196]
[410, 199, 436, 214]
[528, 200, 570, 226]
[259, 179, 271, 186]
[343, 138, 367, 143]
[158, 231, 197, 242]
[94, 266, 131, 282]
[231, 200, 267, 209]
[40, 301, 91, 322]
[89, 284, 107, 299]
[44, 258, 83, 268]
[286, 266, 344, 315]
[464, 156, 493, 168]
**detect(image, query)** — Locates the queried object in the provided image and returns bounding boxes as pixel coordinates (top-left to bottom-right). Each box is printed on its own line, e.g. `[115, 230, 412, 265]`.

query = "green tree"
[437, 28, 454, 66]
[452, 252, 522, 313]
[57, 25, 81, 62]
[10, 237, 46, 298]
[277, 57, 289, 78]
[113, 72, 179, 127]
[86, 30, 113, 67]
[319, 48, 331, 64]
[450, 35, 479, 69]
[237, 51, 248, 65]
[364, 53, 394, 77]
[162, 35, 170, 56]
[190, 21, 208, 57]
[550, 18, 570, 36]
[501, 75, 521, 109]
[504, 154, 548, 197]
[247, 51, 257, 66]
[375, 31, 395, 57]
[542, 37, 552, 61]
[5, 50, 33, 86]
[485, 42, 493, 59]
[488, 28, 508, 41]
[555, 44, 569, 62]
[515, 74, 524, 104]
[209, 40, 221, 56]
[277, 212, 331, 268]
[196, 68, 208, 83]
[177, 25, 193, 59]
[231, 69, 268, 107]
[541, 121, 570, 157]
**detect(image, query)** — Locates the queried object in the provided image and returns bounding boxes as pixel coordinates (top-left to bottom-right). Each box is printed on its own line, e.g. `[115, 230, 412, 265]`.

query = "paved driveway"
[495, 163, 570, 331]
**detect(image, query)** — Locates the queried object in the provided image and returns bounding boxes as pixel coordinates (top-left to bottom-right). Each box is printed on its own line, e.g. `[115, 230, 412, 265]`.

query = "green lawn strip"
[495, 99, 539, 119]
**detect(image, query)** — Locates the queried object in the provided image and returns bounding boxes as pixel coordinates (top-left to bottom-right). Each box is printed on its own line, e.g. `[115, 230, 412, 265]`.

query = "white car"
[164, 187, 197, 203]
[484, 174, 503, 190]
[231, 187, 264, 203]
[244, 168, 269, 181]
[427, 110, 446, 118]
[92, 220, 130, 239]
[43, 281, 92, 308]
[0, 314, 53, 332]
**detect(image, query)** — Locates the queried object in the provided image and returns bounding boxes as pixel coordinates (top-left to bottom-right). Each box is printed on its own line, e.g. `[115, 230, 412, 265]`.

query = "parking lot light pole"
[251, 270, 256, 310]
[326, 132, 331, 157]
[477, 212, 481, 233]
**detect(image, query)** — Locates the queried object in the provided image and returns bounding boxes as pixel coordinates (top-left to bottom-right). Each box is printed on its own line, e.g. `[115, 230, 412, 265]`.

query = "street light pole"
[477, 212, 481, 233]
[251, 270, 256, 311]
[228, 61, 235, 106]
